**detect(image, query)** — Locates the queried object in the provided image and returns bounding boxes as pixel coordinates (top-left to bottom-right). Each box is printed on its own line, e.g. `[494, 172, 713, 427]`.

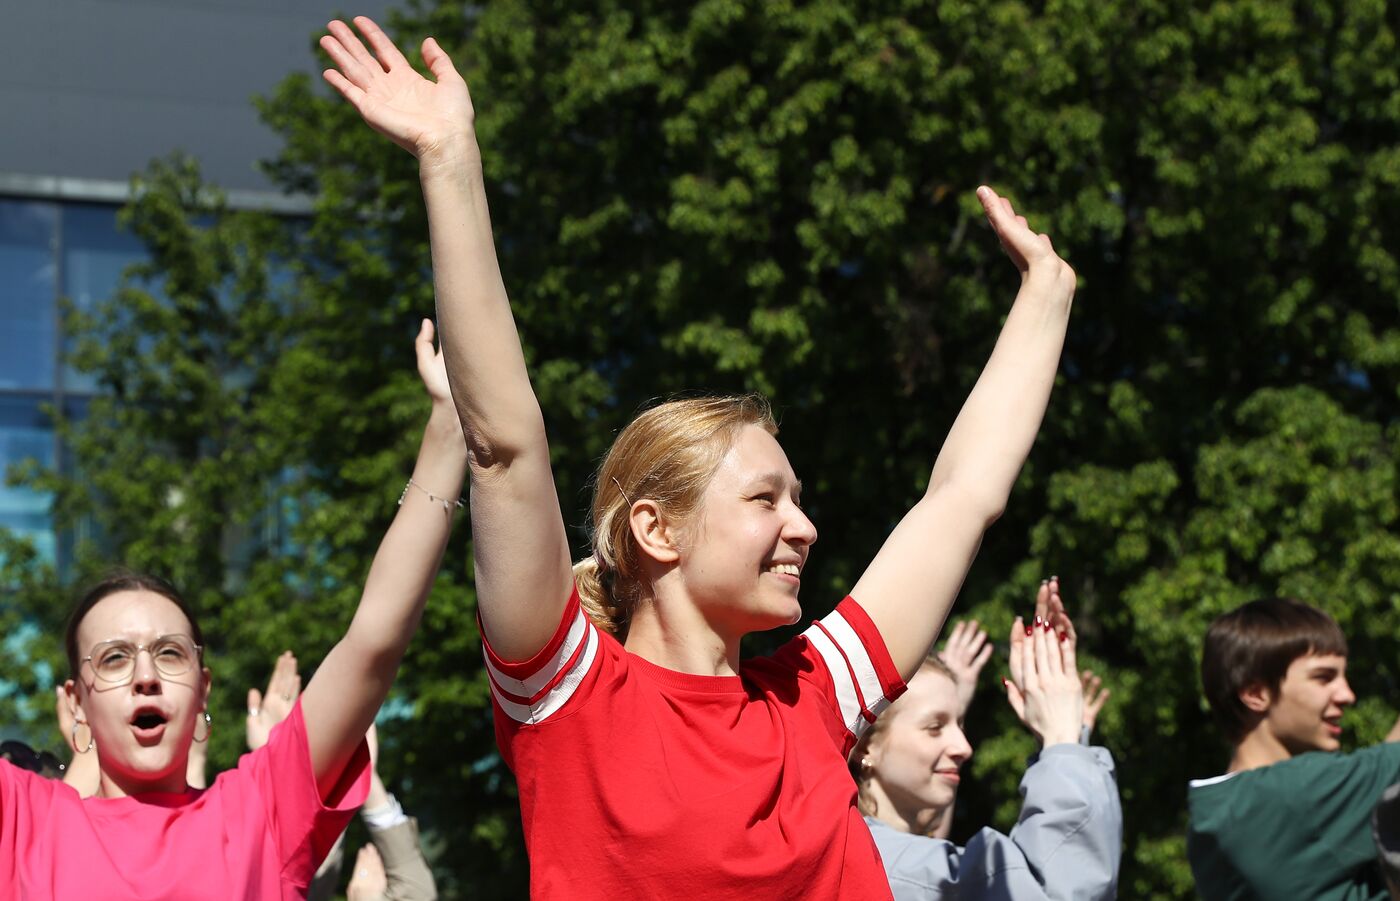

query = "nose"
[945, 723, 973, 766]
[130, 648, 163, 695]
[1335, 676, 1357, 707]
[785, 502, 818, 548]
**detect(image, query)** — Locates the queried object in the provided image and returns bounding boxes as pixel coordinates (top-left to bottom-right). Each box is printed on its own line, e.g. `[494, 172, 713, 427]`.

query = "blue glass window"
[0, 397, 55, 562]
[62, 204, 148, 395]
[0, 201, 58, 391]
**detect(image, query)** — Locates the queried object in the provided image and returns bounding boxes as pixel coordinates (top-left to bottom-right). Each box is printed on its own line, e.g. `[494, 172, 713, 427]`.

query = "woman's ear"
[629, 499, 681, 565]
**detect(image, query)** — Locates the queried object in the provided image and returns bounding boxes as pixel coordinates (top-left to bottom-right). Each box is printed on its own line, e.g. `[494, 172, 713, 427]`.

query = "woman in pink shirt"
[0, 323, 466, 900]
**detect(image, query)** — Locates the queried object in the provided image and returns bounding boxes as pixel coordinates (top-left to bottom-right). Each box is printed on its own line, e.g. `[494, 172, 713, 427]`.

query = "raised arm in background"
[293, 320, 467, 797]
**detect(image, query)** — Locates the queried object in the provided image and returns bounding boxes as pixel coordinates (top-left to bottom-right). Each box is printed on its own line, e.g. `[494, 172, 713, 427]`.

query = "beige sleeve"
[369, 817, 438, 901]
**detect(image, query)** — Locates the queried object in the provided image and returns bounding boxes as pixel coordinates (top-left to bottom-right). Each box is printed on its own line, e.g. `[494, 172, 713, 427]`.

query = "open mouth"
[130, 709, 169, 738]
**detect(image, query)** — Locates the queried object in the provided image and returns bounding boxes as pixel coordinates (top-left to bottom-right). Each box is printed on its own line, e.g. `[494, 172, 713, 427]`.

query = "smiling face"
[673, 424, 818, 638]
[65, 589, 209, 796]
[1257, 653, 1355, 755]
[864, 667, 973, 831]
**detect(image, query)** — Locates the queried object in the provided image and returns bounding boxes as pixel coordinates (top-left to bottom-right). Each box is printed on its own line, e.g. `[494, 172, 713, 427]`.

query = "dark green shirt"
[1188, 744, 1400, 901]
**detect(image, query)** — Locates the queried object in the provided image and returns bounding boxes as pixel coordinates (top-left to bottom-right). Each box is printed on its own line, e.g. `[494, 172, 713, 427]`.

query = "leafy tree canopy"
[5, 0, 1400, 895]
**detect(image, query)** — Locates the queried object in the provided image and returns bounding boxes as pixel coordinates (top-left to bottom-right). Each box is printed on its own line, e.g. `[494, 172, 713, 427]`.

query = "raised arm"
[321, 17, 572, 663]
[299, 321, 467, 796]
[850, 188, 1075, 679]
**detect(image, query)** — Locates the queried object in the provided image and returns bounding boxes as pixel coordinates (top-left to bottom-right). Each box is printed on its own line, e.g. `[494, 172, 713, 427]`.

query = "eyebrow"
[750, 472, 804, 495]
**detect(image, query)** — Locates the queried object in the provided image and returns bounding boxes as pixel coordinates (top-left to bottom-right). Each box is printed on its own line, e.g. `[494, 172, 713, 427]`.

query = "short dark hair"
[1201, 597, 1347, 743]
[64, 570, 204, 678]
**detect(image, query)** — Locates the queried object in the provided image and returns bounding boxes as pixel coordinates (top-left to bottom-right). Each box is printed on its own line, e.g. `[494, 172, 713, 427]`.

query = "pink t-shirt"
[0, 701, 368, 900]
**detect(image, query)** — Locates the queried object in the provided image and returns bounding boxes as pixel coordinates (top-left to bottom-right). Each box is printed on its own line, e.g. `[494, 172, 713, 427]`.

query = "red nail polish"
[1059, 631, 1068, 642]
[1001, 677, 1009, 688]
[1025, 626, 1033, 636]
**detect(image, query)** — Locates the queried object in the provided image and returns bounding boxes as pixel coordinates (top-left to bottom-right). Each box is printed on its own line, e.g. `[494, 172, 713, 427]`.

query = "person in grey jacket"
[853, 580, 1121, 900]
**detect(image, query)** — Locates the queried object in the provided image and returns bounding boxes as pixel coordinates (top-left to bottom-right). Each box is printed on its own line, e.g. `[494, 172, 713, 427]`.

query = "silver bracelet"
[398, 477, 464, 513]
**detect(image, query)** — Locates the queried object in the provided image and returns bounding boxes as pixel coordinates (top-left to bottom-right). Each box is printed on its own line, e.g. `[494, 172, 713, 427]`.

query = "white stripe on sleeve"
[485, 607, 590, 699]
[821, 609, 893, 719]
[804, 623, 865, 738]
[490, 620, 600, 725]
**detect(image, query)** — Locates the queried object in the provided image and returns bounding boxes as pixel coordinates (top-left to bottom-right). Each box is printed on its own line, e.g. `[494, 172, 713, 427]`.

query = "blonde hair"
[573, 395, 778, 638]
[851, 655, 958, 822]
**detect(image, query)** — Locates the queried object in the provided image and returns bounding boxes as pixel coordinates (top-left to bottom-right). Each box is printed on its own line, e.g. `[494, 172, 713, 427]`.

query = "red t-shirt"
[486, 587, 906, 900]
[0, 700, 368, 900]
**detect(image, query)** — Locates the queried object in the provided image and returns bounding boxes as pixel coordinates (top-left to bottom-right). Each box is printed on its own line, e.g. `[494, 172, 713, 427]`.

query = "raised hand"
[246, 651, 302, 752]
[1005, 579, 1085, 746]
[320, 16, 474, 162]
[347, 843, 389, 901]
[976, 186, 1075, 289]
[1081, 670, 1111, 733]
[1005, 616, 1083, 748]
[939, 620, 993, 715]
[1034, 576, 1076, 646]
[415, 318, 453, 408]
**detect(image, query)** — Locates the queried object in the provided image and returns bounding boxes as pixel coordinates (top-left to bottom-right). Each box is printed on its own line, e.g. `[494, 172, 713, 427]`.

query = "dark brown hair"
[64, 570, 204, 677]
[1201, 597, 1347, 744]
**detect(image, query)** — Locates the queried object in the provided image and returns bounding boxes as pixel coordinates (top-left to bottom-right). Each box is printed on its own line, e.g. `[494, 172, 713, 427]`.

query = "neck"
[94, 755, 189, 799]
[865, 780, 941, 835]
[623, 590, 743, 677]
[1228, 727, 1294, 773]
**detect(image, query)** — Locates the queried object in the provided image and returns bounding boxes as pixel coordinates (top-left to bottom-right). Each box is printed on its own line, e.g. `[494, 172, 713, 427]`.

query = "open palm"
[321, 17, 474, 159]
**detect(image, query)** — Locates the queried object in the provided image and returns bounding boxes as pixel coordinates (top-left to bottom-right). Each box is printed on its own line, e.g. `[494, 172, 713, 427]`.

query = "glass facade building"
[0, 199, 147, 565]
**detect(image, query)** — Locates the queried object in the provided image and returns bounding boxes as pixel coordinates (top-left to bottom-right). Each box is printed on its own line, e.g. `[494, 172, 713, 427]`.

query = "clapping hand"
[1003, 579, 1084, 747]
[246, 651, 302, 752]
[939, 620, 993, 716]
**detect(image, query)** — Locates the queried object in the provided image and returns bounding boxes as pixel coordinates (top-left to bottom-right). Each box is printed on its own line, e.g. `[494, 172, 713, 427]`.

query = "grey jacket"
[866, 744, 1121, 901]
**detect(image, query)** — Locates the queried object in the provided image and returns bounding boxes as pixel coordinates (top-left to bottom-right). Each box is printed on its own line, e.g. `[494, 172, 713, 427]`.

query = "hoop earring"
[71, 720, 94, 754]
[193, 710, 212, 744]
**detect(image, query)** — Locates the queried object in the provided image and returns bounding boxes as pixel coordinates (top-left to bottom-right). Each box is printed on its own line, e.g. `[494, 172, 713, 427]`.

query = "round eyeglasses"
[81, 634, 203, 685]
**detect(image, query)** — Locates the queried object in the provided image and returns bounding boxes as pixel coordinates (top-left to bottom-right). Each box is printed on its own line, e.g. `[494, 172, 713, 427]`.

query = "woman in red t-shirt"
[320, 15, 1075, 899]
[0, 324, 467, 900]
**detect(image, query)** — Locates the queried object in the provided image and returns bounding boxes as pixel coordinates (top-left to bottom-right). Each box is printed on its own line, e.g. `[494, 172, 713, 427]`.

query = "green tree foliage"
[6, 0, 1400, 895]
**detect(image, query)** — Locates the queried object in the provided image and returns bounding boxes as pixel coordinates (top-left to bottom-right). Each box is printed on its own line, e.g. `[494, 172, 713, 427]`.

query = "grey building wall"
[3, 0, 399, 199]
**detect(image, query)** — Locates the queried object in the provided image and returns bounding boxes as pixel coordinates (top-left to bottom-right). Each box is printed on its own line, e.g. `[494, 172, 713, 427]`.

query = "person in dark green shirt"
[1188, 598, 1400, 901]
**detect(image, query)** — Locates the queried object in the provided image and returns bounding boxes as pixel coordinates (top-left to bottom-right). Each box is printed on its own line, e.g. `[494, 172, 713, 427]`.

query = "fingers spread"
[321, 30, 374, 90]
[329, 19, 380, 73]
[321, 68, 369, 110]
[354, 16, 410, 73]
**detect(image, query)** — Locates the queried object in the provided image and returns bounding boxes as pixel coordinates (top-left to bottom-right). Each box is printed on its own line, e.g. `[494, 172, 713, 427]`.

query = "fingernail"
[1059, 631, 1068, 642]
[1025, 626, 1033, 636]
[1001, 677, 1009, 688]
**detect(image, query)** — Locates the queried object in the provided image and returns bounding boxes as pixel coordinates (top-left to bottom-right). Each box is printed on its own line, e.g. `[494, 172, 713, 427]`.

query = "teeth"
[768, 563, 801, 577]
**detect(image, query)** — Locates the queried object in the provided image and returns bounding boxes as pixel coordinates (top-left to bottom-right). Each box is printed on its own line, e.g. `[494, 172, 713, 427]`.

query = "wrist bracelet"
[398, 477, 464, 513]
